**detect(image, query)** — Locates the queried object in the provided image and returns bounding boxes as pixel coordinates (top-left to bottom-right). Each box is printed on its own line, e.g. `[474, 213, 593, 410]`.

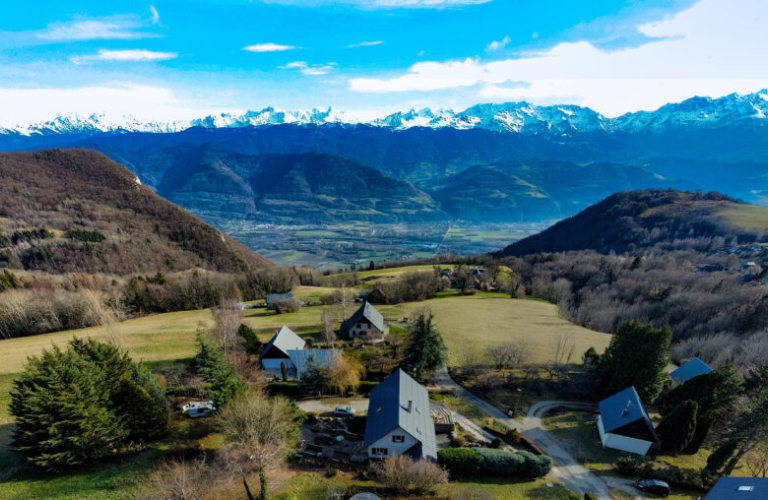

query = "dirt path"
[434, 368, 613, 500]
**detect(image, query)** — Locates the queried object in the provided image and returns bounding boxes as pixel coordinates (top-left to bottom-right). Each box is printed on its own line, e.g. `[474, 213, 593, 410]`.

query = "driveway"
[434, 368, 613, 500]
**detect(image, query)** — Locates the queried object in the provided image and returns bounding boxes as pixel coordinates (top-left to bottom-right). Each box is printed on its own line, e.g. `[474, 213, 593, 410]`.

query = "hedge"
[357, 381, 379, 395]
[437, 448, 482, 477]
[266, 381, 300, 396]
[475, 448, 552, 478]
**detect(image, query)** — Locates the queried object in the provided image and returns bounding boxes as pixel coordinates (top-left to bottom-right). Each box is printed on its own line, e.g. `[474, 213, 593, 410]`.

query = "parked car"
[635, 479, 672, 497]
[182, 401, 215, 418]
[334, 405, 356, 417]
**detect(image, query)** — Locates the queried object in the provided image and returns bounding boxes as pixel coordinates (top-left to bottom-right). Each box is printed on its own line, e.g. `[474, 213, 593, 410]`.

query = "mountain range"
[2, 91, 768, 229]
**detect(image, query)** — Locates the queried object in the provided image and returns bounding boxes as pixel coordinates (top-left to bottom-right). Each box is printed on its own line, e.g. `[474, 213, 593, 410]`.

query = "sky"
[1, 0, 767, 126]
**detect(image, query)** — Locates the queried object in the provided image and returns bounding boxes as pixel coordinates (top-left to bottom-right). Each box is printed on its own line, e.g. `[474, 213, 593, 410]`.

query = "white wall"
[597, 416, 652, 456]
[368, 427, 419, 458]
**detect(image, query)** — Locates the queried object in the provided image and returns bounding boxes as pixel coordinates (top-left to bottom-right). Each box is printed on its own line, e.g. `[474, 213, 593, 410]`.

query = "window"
[392, 435, 405, 443]
[372, 447, 388, 456]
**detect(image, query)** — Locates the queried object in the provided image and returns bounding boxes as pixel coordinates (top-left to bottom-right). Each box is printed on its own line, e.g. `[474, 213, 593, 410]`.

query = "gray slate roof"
[670, 357, 712, 385]
[341, 302, 385, 332]
[259, 325, 306, 360]
[266, 293, 294, 304]
[705, 477, 768, 499]
[599, 386, 658, 442]
[364, 369, 437, 456]
[287, 349, 342, 377]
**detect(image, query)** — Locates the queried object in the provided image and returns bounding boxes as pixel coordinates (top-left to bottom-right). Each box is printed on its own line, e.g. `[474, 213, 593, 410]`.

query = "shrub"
[450, 436, 467, 448]
[305, 412, 319, 425]
[474, 448, 552, 478]
[326, 468, 339, 478]
[490, 437, 503, 449]
[66, 229, 106, 242]
[437, 448, 482, 477]
[372, 455, 448, 494]
[504, 428, 521, 445]
[274, 298, 302, 314]
[516, 450, 553, 478]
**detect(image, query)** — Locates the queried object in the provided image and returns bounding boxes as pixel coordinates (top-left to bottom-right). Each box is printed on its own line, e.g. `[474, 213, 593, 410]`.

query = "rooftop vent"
[407, 400, 413, 413]
[737, 486, 755, 492]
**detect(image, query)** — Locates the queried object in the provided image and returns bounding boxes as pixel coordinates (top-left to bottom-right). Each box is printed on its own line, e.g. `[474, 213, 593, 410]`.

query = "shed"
[597, 386, 659, 455]
[670, 357, 712, 385]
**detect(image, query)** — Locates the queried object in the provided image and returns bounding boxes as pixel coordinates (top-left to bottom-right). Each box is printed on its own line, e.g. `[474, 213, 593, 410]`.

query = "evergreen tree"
[598, 320, 672, 402]
[403, 311, 447, 380]
[117, 375, 169, 442]
[194, 335, 247, 409]
[656, 399, 698, 453]
[238, 324, 262, 355]
[298, 355, 324, 395]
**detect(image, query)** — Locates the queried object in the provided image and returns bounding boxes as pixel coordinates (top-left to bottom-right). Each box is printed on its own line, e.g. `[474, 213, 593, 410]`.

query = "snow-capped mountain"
[2, 90, 767, 137]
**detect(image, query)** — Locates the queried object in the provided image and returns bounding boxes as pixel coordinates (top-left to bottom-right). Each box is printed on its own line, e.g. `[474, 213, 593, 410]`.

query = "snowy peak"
[2, 90, 768, 137]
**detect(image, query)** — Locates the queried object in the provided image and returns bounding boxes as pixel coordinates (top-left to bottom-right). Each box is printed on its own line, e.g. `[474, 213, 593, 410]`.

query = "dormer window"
[392, 435, 404, 443]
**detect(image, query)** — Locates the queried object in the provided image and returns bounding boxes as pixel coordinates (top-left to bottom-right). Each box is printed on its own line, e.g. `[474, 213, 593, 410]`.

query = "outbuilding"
[669, 357, 712, 385]
[597, 386, 659, 455]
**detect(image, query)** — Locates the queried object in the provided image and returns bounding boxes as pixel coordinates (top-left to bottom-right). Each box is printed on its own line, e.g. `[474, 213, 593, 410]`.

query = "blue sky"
[1, 0, 767, 126]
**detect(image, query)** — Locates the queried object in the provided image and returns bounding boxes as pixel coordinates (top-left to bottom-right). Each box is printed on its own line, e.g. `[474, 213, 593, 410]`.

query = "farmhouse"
[340, 302, 389, 340]
[705, 477, 768, 499]
[259, 325, 341, 379]
[597, 386, 659, 455]
[670, 357, 712, 385]
[363, 369, 437, 462]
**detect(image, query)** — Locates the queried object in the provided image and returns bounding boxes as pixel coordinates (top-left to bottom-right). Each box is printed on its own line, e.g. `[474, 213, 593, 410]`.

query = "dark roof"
[259, 325, 305, 361]
[599, 386, 658, 442]
[341, 302, 385, 332]
[363, 369, 436, 456]
[670, 357, 712, 384]
[705, 477, 768, 500]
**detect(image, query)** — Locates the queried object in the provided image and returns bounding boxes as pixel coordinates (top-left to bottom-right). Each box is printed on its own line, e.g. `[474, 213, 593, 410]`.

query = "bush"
[326, 468, 338, 478]
[372, 455, 448, 494]
[437, 448, 482, 477]
[474, 448, 552, 478]
[450, 436, 467, 448]
[490, 437, 503, 449]
[305, 412, 319, 425]
[274, 298, 302, 314]
[504, 428, 521, 445]
[584, 493, 598, 500]
[66, 229, 106, 242]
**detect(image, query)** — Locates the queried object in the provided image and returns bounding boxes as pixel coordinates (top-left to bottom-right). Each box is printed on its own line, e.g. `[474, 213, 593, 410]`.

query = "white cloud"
[244, 43, 298, 52]
[37, 19, 153, 41]
[349, 40, 384, 47]
[486, 35, 510, 51]
[257, 0, 491, 8]
[350, 0, 768, 116]
[150, 5, 160, 24]
[281, 61, 337, 75]
[0, 84, 210, 128]
[71, 49, 177, 65]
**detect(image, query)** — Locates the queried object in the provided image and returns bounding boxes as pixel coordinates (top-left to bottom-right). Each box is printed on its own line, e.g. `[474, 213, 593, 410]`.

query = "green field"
[719, 203, 768, 231]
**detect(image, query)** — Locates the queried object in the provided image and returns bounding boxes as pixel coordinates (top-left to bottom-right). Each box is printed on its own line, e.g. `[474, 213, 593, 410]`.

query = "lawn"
[718, 203, 768, 231]
[357, 264, 453, 282]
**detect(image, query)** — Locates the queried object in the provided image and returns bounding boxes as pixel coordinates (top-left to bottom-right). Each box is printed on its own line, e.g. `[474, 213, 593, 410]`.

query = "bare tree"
[211, 299, 243, 354]
[552, 332, 575, 366]
[215, 391, 299, 500]
[371, 455, 448, 495]
[137, 458, 210, 500]
[486, 342, 531, 373]
[321, 309, 337, 346]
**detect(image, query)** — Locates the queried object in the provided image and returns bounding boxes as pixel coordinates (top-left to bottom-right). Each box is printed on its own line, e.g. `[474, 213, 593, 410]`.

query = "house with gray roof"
[259, 325, 306, 378]
[670, 357, 712, 385]
[597, 386, 659, 455]
[363, 369, 437, 462]
[340, 302, 389, 340]
[705, 477, 768, 499]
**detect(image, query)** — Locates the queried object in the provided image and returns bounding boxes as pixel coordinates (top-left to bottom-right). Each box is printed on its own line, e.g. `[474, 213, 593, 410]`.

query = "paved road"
[434, 368, 613, 500]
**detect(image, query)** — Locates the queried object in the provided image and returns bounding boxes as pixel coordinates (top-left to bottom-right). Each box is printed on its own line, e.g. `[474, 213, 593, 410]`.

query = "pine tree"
[298, 355, 324, 395]
[117, 375, 169, 442]
[403, 312, 447, 380]
[656, 399, 698, 453]
[598, 320, 672, 402]
[238, 324, 262, 355]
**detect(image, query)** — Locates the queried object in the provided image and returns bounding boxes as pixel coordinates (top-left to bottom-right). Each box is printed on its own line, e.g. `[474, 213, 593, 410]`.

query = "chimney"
[407, 400, 413, 413]
[622, 401, 632, 416]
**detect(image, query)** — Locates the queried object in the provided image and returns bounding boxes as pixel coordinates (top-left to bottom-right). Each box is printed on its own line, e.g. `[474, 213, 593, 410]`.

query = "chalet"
[363, 369, 437, 462]
[670, 357, 712, 385]
[597, 387, 659, 455]
[340, 302, 389, 340]
[259, 326, 341, 379]
[705, 477, 768, 499]
[259, 325, 306, 377]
